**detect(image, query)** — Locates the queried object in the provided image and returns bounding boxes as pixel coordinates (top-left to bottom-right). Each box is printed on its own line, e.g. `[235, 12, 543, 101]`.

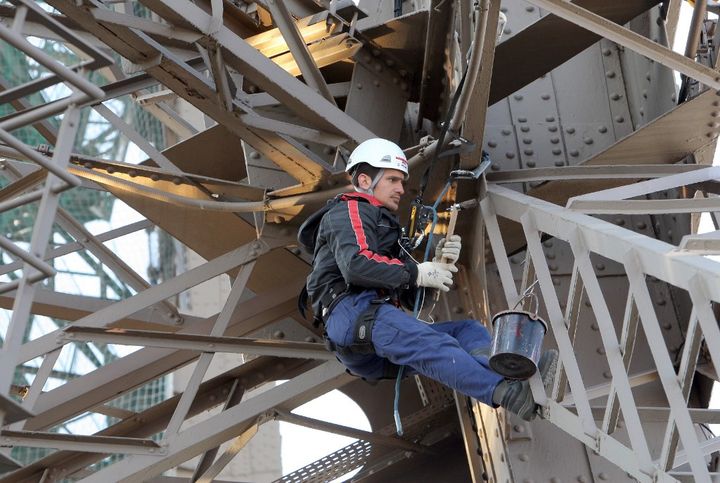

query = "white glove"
[416, 261, 458, 292]
[434, 235, 462, 264]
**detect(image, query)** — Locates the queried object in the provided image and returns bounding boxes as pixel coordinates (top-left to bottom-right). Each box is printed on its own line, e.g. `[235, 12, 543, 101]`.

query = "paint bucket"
[489, 309, 548, 380]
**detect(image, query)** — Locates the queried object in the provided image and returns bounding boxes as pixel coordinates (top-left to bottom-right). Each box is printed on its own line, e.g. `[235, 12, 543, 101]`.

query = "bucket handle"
[512, 291, 540, 319]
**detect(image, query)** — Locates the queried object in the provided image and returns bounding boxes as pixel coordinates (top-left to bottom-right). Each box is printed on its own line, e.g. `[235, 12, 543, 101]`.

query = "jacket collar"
[339, 191, 384, 207]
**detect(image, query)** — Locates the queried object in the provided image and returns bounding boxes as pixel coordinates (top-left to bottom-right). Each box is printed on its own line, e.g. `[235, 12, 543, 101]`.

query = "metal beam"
[524, 0, 720, 91]
[0, 430, 161, 455]
[62, 327, 334, 360]
[80, 361, 352, 482]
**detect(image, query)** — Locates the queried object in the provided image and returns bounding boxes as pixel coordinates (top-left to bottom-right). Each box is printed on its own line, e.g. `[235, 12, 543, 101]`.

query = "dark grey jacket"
[299, 192, 419, 315]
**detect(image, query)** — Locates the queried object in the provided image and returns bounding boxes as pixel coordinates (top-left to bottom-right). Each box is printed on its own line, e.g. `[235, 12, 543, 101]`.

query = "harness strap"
[324, 297, 389, 356]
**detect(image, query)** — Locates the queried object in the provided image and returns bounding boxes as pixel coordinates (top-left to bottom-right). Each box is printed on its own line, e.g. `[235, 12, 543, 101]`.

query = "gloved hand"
[416, 261, 458, 292]
[434, 235, 462, 265]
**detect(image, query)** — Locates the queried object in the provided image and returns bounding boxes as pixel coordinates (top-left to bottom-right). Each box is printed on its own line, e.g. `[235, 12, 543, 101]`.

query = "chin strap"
[353, 168, 385, 197]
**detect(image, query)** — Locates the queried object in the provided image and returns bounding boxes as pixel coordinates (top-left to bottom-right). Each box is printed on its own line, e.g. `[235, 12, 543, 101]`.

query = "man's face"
[359, 168, 406, 211]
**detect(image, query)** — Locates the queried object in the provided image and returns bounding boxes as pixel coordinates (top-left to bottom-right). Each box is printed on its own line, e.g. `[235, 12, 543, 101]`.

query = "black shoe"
[492, 350, 558, 421]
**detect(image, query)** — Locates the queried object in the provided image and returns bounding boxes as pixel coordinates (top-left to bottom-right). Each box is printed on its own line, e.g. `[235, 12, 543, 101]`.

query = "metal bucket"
[489, 310, 548, 379]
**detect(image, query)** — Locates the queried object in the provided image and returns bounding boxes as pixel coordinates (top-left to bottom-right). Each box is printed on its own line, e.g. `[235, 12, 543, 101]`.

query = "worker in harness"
[298, 138, 556, 421]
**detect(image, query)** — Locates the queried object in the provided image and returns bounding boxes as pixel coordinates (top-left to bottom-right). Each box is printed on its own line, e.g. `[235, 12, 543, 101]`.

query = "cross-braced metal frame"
[0, 0, 720, 481]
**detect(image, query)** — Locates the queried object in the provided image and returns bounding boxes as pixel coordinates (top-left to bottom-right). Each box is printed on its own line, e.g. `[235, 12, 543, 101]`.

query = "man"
[298, 138, 555, 421]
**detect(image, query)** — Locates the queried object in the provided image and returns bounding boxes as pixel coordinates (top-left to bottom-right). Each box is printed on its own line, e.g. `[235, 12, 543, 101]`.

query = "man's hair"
[350, 163, 381, 188]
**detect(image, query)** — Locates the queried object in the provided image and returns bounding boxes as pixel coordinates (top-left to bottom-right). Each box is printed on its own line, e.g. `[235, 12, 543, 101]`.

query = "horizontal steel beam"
[61, 327, 335, 360]
[487, 164, 708, 184]
[0, 430, 161, 455]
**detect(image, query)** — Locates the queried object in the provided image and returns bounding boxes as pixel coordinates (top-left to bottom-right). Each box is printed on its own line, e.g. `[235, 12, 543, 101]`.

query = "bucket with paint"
[489, 294, 548, 379]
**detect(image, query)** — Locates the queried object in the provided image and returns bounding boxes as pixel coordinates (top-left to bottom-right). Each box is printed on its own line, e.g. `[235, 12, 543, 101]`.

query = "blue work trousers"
[324, 290, 504, 406]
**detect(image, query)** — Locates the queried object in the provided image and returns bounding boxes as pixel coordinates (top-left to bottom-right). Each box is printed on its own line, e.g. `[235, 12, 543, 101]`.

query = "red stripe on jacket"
[347, 200, 403, 266]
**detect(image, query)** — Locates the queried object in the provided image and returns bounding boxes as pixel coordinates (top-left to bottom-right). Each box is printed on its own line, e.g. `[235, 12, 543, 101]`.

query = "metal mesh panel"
[274, 440, 372, 483]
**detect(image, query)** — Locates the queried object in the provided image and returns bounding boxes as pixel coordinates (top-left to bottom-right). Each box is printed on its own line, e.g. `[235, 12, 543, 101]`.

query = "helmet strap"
[354, 168, 385, 196]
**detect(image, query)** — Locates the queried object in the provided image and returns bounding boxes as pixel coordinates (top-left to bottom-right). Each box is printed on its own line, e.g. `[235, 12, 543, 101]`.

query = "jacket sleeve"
[324, 200, 418, 290]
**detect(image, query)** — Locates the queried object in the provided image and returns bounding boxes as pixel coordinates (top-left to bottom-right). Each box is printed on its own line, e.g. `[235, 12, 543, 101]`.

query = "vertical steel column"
[0, 106, 80, 396]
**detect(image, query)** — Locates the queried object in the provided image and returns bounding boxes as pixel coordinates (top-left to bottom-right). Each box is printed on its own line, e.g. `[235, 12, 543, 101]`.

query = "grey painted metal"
[92, 104, 183, 174]
[0, 128, 80, 187]
[265, 0, 335, 105]
[195, 422, 260, 483]
[62, 327, 335, 360]
[162, 263, 255, 440]
[191, 379, 246, 481]
[19, 239, 273, 364]
[524, 0, 720, 91]
[80, 361, 351, 482]
[25, 279, 304, 433]
[0, 235, 55, 279]
[601, 293, 640, 435]
[660, 311, 703, 470]
[0, 107, 80, 397]
[0, 430, 162, 455]
[273, 409, 430, 453]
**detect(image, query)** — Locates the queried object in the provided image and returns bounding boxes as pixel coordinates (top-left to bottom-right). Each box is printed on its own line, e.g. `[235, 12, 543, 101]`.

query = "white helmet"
[345, 138, 409, 179]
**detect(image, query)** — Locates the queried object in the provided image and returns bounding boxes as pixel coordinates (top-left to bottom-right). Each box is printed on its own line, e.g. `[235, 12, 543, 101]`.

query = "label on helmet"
[395, 156, 408, 171]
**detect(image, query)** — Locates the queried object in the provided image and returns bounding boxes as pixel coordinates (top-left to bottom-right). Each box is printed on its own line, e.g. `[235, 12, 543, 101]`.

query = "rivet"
[657, 299, 666, 306]
[584, 137, 594, 145]
[555, 160, 565, 166]
[513, 424, 525, 433]
[542, 94, 551, 100]
[519, 453, 529, 462]
[552, 277, 561, 286]
[636, 222, 647, 230]
[577, 477, 588, 483]
[616, 218, 625, 226]
[712, 112, 720, 118]
[603, 371, 612, 379]
[514, 94, 524, 101]
[546, 116, 555, 122]
[522, 138, 532, 145]
[640, 109, 645, 116]
[552, 148, 562, 155]
[570, 150, 579, 157]
[273, 330, 285, 339]
[606, 71, 616, 78]
[83, 162, 93, 169]
[602, 48, 612, 56]
[150, 174, 160, 181]
[521, 126, 530, 133]
[502, 129, 512, 136]
[598, 126, 608, 133]
[106, 167, 115, 174]
[172, 177, 182, 185]
[503, 28, 511, 35]
[598, 473, 608, 481]
[595, 263, 605, 271]
[518, 117, 528, 123]
[591, 323, 599, 331]
[526, 161, 536, 168]
[526, 5, 535, 11]
[128, 170, 137, 177]
[488, 141, 498, 148]
[548, 125, 558, 132]
[550, 137, 560, 144]
[543, 240, 553, 247]
[663, 322, 672, 330]
[597, 347, 606, 355]
[356, 83, 363, 90]
[709, 122, 720, 129]
[610, 93, 621, 101]
[615, 116, 625, 123]
[250, 151, 261, 159]
[524, 149, 534, 155]
[491, 164, 501, 171]
[549, 264, 558, 271]
[506, 152, 516, 159]
[566, 127, 576, 134]
[642, 90, 648, 99]
[546, 252, 556, 260]
[714, 101, 720, 107]
[646, 74, 652, 82]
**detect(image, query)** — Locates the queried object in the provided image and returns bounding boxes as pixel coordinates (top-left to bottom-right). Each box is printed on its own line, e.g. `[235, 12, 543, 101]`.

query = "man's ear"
[356, 173, 371, 190]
